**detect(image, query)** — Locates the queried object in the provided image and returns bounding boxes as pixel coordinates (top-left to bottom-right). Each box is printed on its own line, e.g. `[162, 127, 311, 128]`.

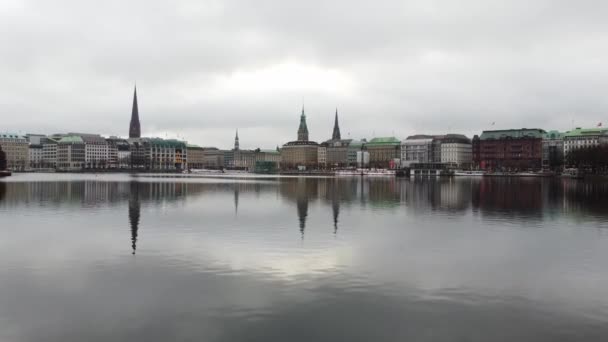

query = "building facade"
[401, 135, 434, 167]
[281, 107, 319, 169]
[0, 133, 28, 171]
[473, 129, 545, 171]
[202, 148, 224, 169]
[563, 127, 608, 156]
[366, 137, 401, 168]
[187, 145, 205, 169]
[542, 130, 565, 170]
[439, 134, 472, 168]
[57, 135, 86, 170]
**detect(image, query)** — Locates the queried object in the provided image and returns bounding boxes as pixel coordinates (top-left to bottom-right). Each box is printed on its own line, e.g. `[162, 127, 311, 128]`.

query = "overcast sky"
[2, 0, 608, 148]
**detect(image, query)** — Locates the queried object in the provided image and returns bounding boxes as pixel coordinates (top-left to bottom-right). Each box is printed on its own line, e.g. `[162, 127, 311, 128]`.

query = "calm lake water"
[1, 173, 608, 341]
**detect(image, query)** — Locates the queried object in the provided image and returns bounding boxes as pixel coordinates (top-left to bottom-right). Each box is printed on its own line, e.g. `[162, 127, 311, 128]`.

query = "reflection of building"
[366, 137, 401, 168]
[0, 133, 28, 171]
[281, 107, 319, 169]
[472, 129, 545, 171]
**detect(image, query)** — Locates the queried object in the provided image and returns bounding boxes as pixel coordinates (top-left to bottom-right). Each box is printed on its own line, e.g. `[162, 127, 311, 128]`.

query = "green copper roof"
[480, 129, 545, 140]
[150, 138, 186, 148]
[366, 137, 401, 146]
[58, 135, 84, 144]
[563, 127, 608, 138]
[544, 130, 565, 139]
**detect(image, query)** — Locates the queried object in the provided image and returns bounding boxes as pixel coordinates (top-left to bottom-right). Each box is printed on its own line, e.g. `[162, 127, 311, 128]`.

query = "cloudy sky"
[2, 0, 608, 148]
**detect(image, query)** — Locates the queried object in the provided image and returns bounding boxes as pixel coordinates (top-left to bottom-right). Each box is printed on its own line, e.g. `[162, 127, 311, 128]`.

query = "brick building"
[472, 129, 545, 171]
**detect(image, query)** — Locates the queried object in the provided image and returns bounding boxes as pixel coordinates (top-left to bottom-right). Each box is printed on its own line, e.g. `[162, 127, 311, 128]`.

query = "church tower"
[332, 108, 341, 140]
[129, 86, 141, 138]
[234, 129, 240, 150]
[297, 106, 309, 141]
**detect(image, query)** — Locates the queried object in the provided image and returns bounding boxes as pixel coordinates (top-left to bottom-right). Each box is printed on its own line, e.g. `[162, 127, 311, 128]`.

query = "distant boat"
[453, 170, 485, 177]
[189, 169, 225, 174]
[335, 169, 396, 176]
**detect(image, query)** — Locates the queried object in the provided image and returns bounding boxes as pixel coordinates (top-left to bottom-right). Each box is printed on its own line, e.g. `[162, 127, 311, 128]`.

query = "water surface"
[1, 173, 608, 341]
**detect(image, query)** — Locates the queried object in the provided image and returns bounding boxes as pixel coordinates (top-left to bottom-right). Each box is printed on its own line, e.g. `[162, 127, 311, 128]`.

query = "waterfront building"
[42, 138, 58, 169]
[127, 138, 150, 169]
[57, 135, 85, 170]
[542, 131, 565, 170]
[149, 138, 187, 170]
[281, 107, 319, 169]
[317, 142, 328, 168]
[0, 133, 29, 171]
[202, 147, 224, 169]
[75, 133, 109, 169]
[440, 134, 472, 168]
[255, 149, 281, 163]
[187, 145, 205, 169]
[472, 128, 545, 171]
[563, 127, 608, 156]
[348, 139, 367, 167]
[106, 137, 130, 169]
[129, 86, 141, 138]
[28, 144, 43, 169]
[366, 137, 401, 168]
[401, 135, 434, 167]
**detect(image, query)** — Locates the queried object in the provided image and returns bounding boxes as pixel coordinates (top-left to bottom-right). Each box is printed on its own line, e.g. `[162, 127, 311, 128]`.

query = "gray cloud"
[1, 0, 608, 148]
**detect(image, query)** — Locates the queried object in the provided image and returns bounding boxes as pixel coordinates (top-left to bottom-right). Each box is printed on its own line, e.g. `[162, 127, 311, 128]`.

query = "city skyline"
[2, 1, 608, 148]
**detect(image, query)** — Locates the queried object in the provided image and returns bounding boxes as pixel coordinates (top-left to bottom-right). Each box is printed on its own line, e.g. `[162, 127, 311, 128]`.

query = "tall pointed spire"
[234, 129, 240, 150]
[129, 85, 141, 138]
[297, 105, 309, 141]
[332, 108, 341, 140]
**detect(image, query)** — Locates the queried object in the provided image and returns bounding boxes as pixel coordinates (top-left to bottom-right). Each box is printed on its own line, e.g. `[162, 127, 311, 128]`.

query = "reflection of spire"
[234, 185, 239, 216]
[332, 197, 340, 235]
[297, 195, 308, 239]
[128, 182, 140, 255]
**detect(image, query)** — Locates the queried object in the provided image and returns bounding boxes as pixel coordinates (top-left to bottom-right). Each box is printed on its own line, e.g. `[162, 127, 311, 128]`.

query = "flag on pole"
[491, 122, 495, 126]
[598, 122, 603, 127]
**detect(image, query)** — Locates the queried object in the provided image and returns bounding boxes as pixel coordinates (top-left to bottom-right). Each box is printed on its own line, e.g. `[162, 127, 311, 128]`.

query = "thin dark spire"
[332, 108, 341, 140]
[129, 85, 141, 138]
[298, 106, 309, 141]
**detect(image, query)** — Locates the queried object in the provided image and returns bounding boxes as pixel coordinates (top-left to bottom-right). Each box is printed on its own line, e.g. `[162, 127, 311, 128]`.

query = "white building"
[74, 134, 109, 169]
[401, 135, 434, 167]
[440, 134, 472, 168]
[563, 127, 608, 156]
[317, 143, 327, 168]
[28, 145, 44, 169]
[42, 138, 58, 169]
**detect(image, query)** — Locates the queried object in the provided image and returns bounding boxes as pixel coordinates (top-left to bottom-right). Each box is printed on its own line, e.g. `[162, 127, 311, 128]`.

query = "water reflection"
[2, 174, 608, 341]
[129, 181, 140, 255]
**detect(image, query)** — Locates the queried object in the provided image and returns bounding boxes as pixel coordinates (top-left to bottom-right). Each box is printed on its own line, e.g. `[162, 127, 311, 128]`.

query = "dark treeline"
[566, 145, 608, 173]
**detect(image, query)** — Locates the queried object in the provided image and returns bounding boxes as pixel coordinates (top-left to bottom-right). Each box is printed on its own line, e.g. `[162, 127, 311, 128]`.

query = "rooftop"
[58, 135, 84, 144]
[563, 127, 608, 138]
[366, 137, 401, 146]
[480, 129, 546, 140]
[0, 133, 26, 140]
